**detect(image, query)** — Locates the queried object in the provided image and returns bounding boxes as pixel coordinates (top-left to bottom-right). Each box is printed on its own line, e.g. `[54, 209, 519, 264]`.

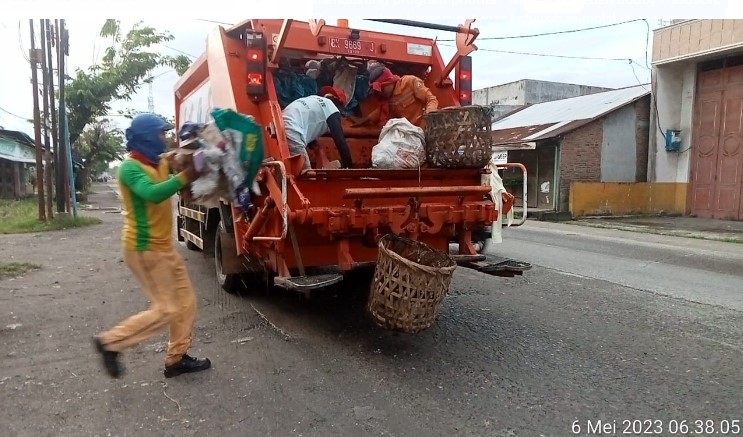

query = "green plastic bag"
[211, 108, 265, 189]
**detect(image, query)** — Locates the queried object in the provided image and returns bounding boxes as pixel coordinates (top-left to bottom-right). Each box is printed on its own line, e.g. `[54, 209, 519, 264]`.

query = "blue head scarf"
[125, 113, 174, 165]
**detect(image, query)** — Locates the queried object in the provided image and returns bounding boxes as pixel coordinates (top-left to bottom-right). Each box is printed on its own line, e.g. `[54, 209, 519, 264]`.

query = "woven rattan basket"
[367, 234, 457, 334]
[423, 105, 492, 168]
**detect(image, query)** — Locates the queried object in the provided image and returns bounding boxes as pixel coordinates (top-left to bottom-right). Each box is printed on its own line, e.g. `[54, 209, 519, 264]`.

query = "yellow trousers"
[99, 249, 197, 367]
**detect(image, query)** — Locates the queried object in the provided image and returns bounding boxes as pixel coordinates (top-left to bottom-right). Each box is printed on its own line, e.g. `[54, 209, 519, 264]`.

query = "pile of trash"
[274, 56, 370, 117]
[174, 108, 264, 211]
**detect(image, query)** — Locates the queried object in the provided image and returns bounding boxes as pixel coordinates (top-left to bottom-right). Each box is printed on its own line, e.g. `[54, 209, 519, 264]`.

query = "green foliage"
[0, 199, 101, 235]
[0, 262, 41, 280]
[66, 19, 191, 147]
[64, 20, 192, 189]
[76, 120, 125, 183]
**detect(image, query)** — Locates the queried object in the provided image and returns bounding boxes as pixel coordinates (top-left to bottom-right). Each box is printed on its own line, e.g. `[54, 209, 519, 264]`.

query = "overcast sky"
[0, 17, 659, 137]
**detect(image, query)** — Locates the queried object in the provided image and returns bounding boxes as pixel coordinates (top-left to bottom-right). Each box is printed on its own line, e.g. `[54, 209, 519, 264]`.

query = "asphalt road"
[495, 221, 743, 311]
[2, 186, 742, 436]
[242, 224, 743, 436]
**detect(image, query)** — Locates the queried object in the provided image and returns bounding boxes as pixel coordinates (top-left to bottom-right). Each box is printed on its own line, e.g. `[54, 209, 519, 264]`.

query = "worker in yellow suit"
[352, 66, 439, 128]
[93, 113, 210, 379]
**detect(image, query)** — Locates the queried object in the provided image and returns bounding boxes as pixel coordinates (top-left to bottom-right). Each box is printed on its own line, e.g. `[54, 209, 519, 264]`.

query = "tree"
[74, 120, 125, 190]
[66, 19, 191, 159]
[118, 108, 178, 147]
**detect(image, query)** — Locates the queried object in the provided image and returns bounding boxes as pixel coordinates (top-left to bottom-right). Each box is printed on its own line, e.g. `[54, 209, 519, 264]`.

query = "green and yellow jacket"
[117, 155, 188, 252]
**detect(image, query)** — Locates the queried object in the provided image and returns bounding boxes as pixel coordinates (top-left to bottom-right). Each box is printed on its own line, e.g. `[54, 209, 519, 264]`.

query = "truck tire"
[472, 228, 491, 254]
[176, 212, 185, 242]
[214, 223, 242, 294]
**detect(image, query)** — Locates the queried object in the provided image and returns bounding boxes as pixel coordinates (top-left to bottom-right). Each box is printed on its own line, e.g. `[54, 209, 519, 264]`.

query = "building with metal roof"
[490, 85, 651, 216]
[0, 129, 37, 199]
[491, 84, 651, 146]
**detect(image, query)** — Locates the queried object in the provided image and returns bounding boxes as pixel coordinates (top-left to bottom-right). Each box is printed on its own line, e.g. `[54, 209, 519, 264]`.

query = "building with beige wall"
[650, 20, 743, 221]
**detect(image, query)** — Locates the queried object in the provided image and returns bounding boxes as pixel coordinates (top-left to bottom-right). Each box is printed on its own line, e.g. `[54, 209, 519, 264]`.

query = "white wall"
[473, 81, 526, 105]
[649, 63, 696, 183]
[600, 104, 637, 182]
[473, 79, 613, 106]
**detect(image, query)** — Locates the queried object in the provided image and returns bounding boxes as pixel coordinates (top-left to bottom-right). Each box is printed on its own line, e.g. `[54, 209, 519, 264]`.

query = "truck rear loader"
[173, 19, 531, 297]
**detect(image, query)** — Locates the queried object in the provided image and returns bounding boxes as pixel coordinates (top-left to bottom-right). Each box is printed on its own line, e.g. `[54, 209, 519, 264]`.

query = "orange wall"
[569, 182, 688, 217]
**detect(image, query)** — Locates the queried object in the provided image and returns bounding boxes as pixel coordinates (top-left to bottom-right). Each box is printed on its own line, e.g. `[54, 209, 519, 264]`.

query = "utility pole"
[57, 19, 69, 213]
[58, 19, 76, 217]
[40, 19, 54, 220]
[47, 20, 63, 214]
[29, 20, 46, 222]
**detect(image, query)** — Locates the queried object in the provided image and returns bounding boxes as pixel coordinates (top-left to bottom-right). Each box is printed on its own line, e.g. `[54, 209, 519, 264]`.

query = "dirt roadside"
[0, 185, 418, 437]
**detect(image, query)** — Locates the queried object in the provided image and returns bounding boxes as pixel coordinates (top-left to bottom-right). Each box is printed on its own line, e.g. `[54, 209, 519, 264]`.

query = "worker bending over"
[283, 86, 354, 171]
[352, 66, 439, 128]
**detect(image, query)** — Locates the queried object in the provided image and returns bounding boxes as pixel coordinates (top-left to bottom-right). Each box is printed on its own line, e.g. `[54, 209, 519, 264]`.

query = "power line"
[0, 106, 31, 121]
[438, 42, 643, 62]
[629, 61, 649, 91]
[439, 19, 645, 41]
[18, 20, 30, 63]
[642, 19, 650, 69]
[196, 19, 234, 26]
[158, 43, 198, 59]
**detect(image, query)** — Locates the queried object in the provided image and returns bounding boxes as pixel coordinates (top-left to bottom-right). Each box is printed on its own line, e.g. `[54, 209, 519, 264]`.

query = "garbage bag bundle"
[190, 147, 225, 199]
[211, 108, 264, 195]
[273, 69, 318, 109]
[483, 156, 513, 245]
[371, 118, 426, 169]
[178, 109, 265, 209]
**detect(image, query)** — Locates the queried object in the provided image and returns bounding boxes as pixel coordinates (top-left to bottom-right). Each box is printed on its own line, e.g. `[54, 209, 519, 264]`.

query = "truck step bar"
[179, 206, 206, 223]
[274, 273, 344, 292]
[180, 229, 204, 250]
[459, 256, 532, 277]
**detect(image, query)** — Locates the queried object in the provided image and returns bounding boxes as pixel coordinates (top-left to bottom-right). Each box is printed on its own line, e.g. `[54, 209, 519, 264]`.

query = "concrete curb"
[566, 220, 743, 244]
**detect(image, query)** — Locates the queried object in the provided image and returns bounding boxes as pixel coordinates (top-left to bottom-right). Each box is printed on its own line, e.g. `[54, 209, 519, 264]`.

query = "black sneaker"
[163, 354, 211, 378]
[93, 337, 123, 378]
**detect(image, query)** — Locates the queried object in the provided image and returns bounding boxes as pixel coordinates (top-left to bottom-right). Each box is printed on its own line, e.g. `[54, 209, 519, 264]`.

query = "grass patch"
[0, 262, 41, 280]
[0, 198, 101, 234]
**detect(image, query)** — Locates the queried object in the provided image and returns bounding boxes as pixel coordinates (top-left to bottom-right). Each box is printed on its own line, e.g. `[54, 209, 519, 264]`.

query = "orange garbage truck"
[173, 19, 531, 295]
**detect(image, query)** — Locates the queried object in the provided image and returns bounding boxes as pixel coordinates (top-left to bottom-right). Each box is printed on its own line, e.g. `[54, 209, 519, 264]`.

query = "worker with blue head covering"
[124, 113, 173, 165]
[93, 113, 212, 379]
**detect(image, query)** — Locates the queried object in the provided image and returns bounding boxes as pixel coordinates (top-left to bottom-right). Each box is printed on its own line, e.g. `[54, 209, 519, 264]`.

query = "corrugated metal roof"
[0, 137, 36, 164]
[490, 84, 650, 145]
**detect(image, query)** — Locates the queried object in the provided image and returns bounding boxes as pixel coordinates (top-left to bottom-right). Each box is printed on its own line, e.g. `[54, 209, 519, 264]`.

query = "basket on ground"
[367, 234, 457, 334]
[423, 105, 492, 169]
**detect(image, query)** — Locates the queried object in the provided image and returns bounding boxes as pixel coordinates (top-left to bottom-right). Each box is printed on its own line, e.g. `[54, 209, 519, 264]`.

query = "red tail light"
[247, 49, 263, 62]
[246, 31, 267, 98]
[248, 73, 264, 86]
[456, 55, 472, 106]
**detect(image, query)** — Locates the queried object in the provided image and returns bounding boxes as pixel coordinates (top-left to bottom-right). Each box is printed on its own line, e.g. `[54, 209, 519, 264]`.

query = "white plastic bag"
[371, 118, 426, 169]
[190, 147, 226, 199]
[482, 154, 514, 245]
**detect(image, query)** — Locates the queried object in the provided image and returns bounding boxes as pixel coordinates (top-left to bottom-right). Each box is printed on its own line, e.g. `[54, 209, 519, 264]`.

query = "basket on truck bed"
[173, 19, 531, 313]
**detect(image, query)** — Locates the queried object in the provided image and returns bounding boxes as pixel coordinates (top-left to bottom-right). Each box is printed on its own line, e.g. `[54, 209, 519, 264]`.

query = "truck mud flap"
[218, 230, 246, 276]
[454, 255, 532, 277]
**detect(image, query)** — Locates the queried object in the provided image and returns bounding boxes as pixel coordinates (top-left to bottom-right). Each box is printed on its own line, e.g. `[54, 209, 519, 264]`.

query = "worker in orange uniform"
[92, 113, 211, 379]
[351, 66, 439, 128]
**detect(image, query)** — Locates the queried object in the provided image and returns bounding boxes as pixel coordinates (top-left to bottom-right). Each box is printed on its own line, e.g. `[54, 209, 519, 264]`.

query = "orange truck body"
[173, 19, 525, 291]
